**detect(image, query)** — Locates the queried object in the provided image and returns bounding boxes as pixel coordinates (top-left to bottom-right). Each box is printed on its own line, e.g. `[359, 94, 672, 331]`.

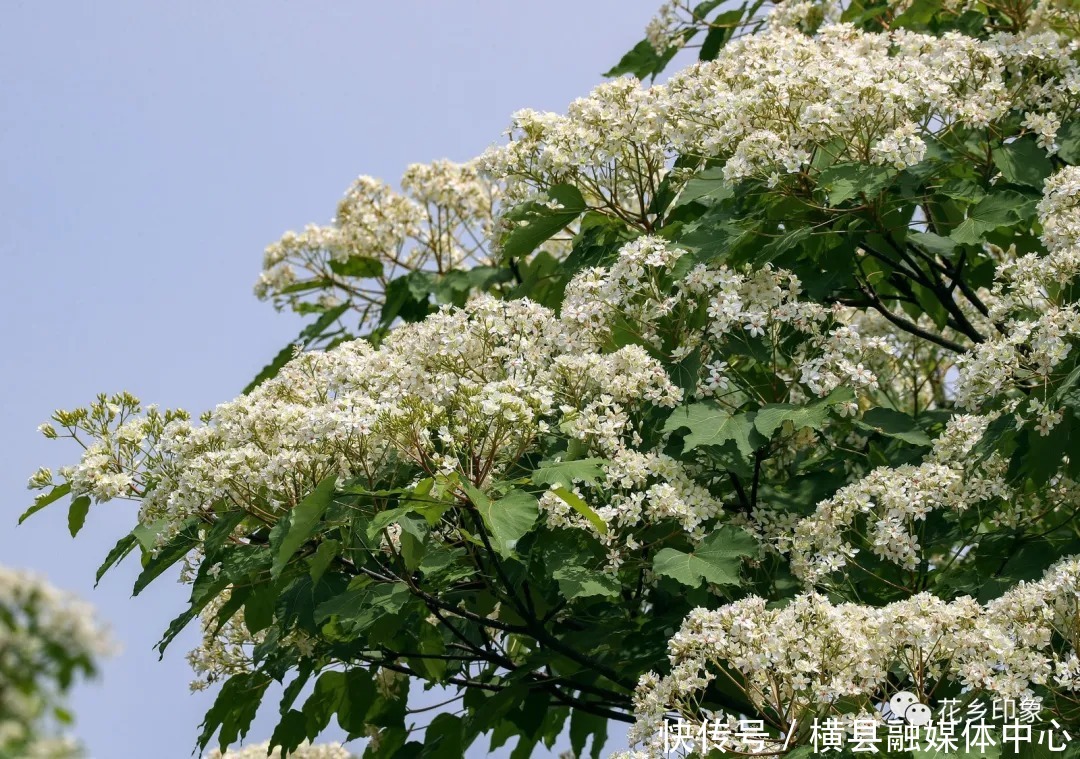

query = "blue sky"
[0, 2, 665, 756]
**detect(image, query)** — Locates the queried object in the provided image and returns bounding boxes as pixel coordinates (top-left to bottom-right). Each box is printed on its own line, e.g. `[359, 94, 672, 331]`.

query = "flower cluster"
[564, 235, 890, 403]
[33, 297, 683, 543]
[203, 741, 354, 759]
[478, 78, 673, 228]
[488, 19, 1080, 204]
[957, 167, 1080, 419]
[629, 555, 1080, 757]
[0, 567, 114, 758]
[187, 590, 261, 692]
[787, 413, 1012, 581]
[538, 448, 728, 561]
[255, 160, 501, 327]
[664, 25, 1014, 181]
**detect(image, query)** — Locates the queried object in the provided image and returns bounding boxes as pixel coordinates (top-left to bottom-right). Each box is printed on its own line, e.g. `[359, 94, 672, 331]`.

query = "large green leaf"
[327, 255, 382, 278]
[276, 572, 349, 635]
[1058, 119, 1080, 165]
[550, 487, 608, 535]
[308, 538, 340, 583]
[462, 482, 539, 557]
[818, 163, 892, 205]
[316, 582, 411, 636]
[499, 184, 586, 260]
[674, 167, 734, 208]
[992, 137, 1052, 188]
[604, 35, 690, 81]
[552, 564, 620, 600]
[302, 671, 346, 739]
[271, 476, 337, 579]
[908, 231, 957, 257]
[857, 407, 933, 446]
[244, 584, 278, 636]
[133, 518, 201, 596]
[67, 495, 91, 538]
[754, 387, 854, 438]
[570, 708, 609, 759]
[197, 672, 273, 752]
[652, 526, 758, 588]
[269, 710, 307, 756]
[19, 482, 71, 524]
[531, 458, 606, 489]
[664, 403, 763, 456]
[950, 191, 1036, 244]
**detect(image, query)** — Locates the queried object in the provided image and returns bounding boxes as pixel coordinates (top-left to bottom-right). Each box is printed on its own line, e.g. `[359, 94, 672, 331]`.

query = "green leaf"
[303, 671, 346, 739]
[198, 672, 273, 752]
[398, 516, 429, 571]
[19, 482, 71, 524]
[499, 184, 586, 260]
[604, 37, 686, 80]
[908, 231, 957, 257]
[892, 0, 942, 26]
[992, 137, 1052, 188]
[202, 507, 246, 556]
[133, 519, 200, 596]
[697, 7, 744, 61]
[274, 666, 311, 720]
[664, 403, 763, 457]
[327, 255, 382, 278]
[336, 668, 376, 733]
[531, 458, 606, 489]
[758, 226, 812, 264]
[753, 387, 855, 438]
[316, 582, 411, 636]
[378, 271, 435, 329]
[95, 532, 137, 587]
[276, 571, 349, 635]
[857, 407, 933, 446]
[937, 177, 986, 203]
[550, 487, 608, 535]
[462, 483, 539, 557]
[67, 495, 91, 538]
[570, 708, 609, 759]
[652, 526, 758, 588]
[552, 564, 620, 600]
[269, 710, 307, 756]
[422, 713, 465, 758]
[675, 167, 734, 208]
[950, 191, 1035, 245]
[1057, 120, 1080, 165]
[132, 519, 167, 551]
[417, 548, 473, 585]
[308, 539, 340, 583]
[819, 163, 892, 205]
[156, 578, 229, 656]
[244, 584, 277, 636]
[272, 476, 337, 579]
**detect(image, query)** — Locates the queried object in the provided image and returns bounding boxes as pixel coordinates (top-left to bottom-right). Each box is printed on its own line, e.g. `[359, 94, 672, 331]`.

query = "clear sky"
[0, 2, 665, 757]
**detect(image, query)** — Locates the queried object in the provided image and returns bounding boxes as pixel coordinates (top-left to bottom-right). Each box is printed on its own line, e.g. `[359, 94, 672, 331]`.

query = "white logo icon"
[888, 691, 932, 726]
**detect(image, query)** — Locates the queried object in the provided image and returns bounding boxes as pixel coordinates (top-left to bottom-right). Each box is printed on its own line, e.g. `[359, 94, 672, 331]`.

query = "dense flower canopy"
[22, 0, 1080, 756]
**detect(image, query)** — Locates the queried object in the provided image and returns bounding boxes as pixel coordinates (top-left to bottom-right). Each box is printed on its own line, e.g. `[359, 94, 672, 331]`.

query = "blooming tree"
[0, 567, 112, 758]
[22, 0, 1080, 756]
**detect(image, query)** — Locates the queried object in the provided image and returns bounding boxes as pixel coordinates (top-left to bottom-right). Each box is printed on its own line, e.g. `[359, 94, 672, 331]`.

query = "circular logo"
[889, 691, 919, 719]
[904, 703, 933, 727]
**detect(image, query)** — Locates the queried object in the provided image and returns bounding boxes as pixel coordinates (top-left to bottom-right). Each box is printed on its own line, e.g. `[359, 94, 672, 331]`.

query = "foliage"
[21, 0, 1080, 756]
